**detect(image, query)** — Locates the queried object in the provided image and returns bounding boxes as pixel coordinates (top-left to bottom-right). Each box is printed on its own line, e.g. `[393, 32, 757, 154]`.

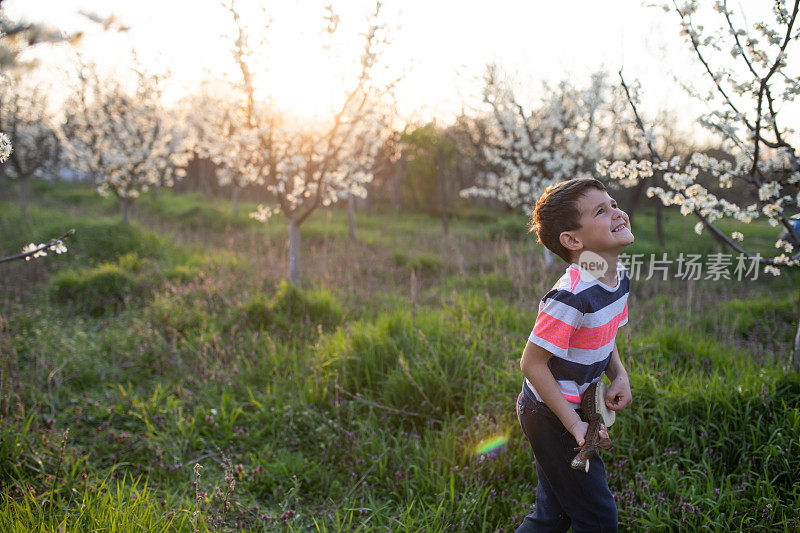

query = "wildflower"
[280, 509, 296, 524]
[731, 232, 743, 241]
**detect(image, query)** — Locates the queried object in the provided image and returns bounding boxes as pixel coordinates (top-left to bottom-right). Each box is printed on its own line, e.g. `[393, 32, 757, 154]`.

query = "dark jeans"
[515, 388, 617, 532]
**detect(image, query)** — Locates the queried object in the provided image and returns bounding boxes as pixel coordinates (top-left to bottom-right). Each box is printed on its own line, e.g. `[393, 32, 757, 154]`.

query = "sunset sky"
[4, 0, 784, 134]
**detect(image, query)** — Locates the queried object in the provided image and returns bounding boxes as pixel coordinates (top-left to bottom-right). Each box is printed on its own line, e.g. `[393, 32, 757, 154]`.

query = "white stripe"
[581, 295, 627, 328]
[539, 297, 583, 328]
[559, 378, 604, 401]
[555, 338, 616, 365]
[528, 332, 620, 365]
[524, 379, 582, 409]
[528, 334, 569, 359]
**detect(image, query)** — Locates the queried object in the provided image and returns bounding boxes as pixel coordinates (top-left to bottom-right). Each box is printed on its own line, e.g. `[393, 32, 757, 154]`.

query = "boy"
[516, 177, 633, 532]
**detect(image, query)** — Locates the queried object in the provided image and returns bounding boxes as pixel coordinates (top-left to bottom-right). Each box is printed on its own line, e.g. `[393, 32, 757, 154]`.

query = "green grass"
[1, 180, 799, 531]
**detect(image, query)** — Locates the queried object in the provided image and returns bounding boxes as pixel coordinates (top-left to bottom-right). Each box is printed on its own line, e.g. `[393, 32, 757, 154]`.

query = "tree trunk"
[121, 197, 130, 226]
[20, 176, 28, 216]
[393, 150, 405, 211]
[653, 172, 664, 244]
[232, 185, 240, 217]
[288, 216, 300, 286]
[438, 146, 448, 235]
[347, 192, 356, 240]
[793, 289, 800, 373]
[655, 201, 664, 244]
[625, 179, 648, 229]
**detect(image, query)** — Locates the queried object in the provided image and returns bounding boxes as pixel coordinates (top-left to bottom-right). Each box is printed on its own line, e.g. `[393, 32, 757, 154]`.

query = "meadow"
[1, 180, 799, 531]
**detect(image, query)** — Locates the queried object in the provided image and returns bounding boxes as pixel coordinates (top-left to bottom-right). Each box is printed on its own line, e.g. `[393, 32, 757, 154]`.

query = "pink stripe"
[570, 302, 628, 350]
[562, 393, 582, 403]
[532, 312, 578, 350]
[569, 266, 580, 292]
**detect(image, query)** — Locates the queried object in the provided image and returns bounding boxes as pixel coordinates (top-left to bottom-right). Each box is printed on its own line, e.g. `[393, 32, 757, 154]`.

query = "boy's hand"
[568, 420, 609, 447]
[605, 374, 632, 411]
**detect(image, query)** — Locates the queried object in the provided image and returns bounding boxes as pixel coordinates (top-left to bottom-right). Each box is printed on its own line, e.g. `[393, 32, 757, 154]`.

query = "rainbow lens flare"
[473, 434, 509, 458]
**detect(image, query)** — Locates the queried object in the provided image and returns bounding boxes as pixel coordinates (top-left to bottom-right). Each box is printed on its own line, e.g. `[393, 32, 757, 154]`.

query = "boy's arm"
[520, 340, 587, 445]
[604, 341, 632, 411]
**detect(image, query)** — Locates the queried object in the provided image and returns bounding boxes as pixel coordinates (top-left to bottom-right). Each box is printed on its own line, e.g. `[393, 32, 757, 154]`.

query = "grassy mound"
[237, 281, 344, 335]
[49, 253, 154, 316]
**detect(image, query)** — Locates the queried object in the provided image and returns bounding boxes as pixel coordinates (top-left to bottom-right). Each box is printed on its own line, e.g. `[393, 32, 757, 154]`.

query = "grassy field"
[1, 181, 799, 531]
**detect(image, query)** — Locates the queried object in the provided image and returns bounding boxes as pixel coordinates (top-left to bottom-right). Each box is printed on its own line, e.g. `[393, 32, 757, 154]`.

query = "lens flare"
[473, 434, 509, 458]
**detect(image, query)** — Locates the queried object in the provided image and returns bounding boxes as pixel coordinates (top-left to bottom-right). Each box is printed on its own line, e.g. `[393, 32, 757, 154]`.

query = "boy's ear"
[559, 231, 583, 253]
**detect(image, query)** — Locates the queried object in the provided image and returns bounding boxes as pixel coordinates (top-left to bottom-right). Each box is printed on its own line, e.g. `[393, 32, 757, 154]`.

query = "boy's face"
[560, 188, 634, 260]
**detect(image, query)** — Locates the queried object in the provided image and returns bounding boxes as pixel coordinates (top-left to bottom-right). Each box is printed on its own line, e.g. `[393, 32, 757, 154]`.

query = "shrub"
[237, 281, 344, 334]
[72, 220, 165, 263]
[313, 299, 521, 417]
[49, 256, 152, 316]
[148, 292, 211, 335]
[390, 250, 443, 273]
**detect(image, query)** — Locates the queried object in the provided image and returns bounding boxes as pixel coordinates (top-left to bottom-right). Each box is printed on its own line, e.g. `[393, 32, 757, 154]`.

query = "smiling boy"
[515, 178, 633, 532]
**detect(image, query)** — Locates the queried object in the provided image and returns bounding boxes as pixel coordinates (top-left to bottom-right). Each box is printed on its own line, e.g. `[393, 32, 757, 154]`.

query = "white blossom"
[462, 67, 617, 210]
[59, 59, 190, 218]
[50, 240, 67, 254]
[758, 181, 781, 201]
[0, 132, 11, 163]
[604, 0, 800, 274]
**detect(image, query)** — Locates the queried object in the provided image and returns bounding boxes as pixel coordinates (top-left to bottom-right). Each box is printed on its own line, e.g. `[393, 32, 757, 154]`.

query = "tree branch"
[0, 229, 74, 265]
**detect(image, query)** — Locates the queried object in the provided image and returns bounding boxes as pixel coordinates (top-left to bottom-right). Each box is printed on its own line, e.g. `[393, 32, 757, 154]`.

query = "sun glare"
[237, 2, 366, 121]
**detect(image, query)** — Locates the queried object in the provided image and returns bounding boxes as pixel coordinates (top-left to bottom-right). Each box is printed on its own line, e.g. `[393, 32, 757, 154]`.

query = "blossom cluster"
[599, 1, 800, 277]
[21, 239, 67, 261]
[598, 149, 800, 274]
[0, 131, 11, 163]
[460, 67, 622, 213]
[0, 74, 59, 180]
[60, 61, 190, 202]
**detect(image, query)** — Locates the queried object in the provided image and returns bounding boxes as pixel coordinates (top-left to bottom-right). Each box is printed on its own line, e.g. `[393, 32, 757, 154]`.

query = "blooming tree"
[217, 0, 395, 285]
[59, 57, 190, 225]
[0, 2, 125, 264]
[460, 65, 619, 268]
[0, 74, 59, 214]
[598, 0, 800, 370]
[181, 81, 258, 217]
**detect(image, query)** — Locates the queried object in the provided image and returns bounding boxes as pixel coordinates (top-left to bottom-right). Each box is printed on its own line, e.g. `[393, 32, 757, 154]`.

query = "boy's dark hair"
[529, 178, 607, 263]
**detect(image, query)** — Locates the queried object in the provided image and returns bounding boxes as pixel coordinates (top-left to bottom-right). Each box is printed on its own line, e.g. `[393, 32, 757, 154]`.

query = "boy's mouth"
[612, 223, 627, 233]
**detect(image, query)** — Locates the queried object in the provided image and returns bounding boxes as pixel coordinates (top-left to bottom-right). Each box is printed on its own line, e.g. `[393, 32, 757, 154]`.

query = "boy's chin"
[619, 232, 634, 245]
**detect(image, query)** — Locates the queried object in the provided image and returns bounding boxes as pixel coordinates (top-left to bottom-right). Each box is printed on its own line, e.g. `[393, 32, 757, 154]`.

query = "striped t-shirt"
[524, 261, 629, 408]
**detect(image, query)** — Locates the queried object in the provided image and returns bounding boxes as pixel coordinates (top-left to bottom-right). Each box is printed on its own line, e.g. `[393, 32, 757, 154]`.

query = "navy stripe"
[541, 289, 584, 312]
[542, 278, 628, 315]
[547, 351, 612, 385]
